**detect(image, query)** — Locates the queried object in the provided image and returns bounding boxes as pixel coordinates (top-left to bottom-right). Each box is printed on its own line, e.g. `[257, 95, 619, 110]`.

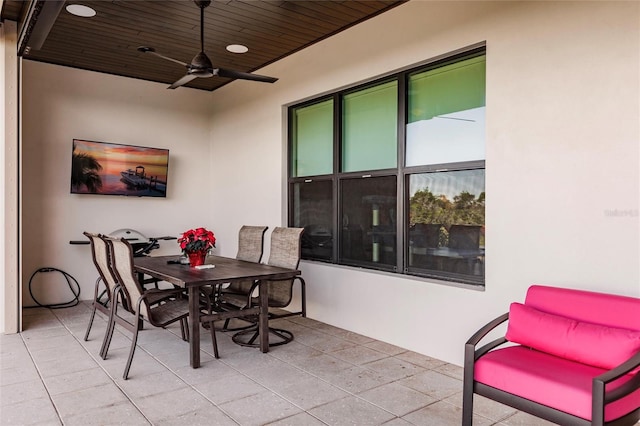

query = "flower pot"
[187, 251, 207, 267]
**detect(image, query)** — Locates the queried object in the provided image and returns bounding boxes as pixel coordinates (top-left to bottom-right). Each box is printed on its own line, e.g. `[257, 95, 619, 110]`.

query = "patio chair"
[82, 232, 120, 357]
[101, 236, 190, 379]
[199, 226, 268, 330]
[229, 227, 306, 347]
[83, 232, 177, 357]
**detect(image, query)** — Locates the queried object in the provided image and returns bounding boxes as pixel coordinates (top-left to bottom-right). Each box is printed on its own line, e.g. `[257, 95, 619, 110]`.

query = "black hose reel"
[26, 267, 81, 309]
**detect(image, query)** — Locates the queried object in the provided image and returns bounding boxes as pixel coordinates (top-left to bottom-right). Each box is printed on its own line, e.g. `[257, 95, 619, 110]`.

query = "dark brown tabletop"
[134, 254, 300, 368]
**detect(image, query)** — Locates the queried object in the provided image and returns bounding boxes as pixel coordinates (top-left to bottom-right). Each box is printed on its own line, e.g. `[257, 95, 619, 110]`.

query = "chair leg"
[299, 277, 306, 318]
[179, 318, 189, 342]
[100, 313, 116, 359]
[209, 321, 219, 359]
[84, 305, 97, 341]
[123, 318, 141, 380]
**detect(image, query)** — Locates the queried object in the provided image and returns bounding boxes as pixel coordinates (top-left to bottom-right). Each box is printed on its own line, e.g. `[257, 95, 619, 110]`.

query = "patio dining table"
[134, 254, 301, 368]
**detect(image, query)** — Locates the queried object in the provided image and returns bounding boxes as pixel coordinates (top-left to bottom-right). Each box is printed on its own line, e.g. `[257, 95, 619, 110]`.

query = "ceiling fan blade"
[168, 74, 198, 90]
[138, 46, 188, 67]
[215, 68, 278, 83]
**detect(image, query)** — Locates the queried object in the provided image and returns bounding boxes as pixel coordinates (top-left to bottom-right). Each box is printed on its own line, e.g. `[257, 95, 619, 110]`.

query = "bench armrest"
[465, 312, 509, 350]
[592, 350, 640, 424]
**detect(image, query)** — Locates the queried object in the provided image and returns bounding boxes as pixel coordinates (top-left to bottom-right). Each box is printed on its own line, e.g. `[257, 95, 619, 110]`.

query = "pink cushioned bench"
[462, 285, 640, 426]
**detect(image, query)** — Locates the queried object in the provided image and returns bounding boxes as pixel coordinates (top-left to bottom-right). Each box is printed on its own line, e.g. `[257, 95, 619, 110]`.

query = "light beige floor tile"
[397, 370, 462, 400]
[220, 390, 303, 426]
[498, 411, 558, 425]
[0, 396, 61, 425]
[266, 412, 327, 425]
[381, 418, 414, 425]
[193, 372, 266, 404]
[308, 395, 396, 426]
[1, 364, 43, 386]
[62, 401, 150, 426]
[134, 387, 215, 423]
[242, 362, 312, 391]
[44, 367, 113, 396]
[329, 345, 390, 365]
[99, 347, 167, 379]
[170, 358, 236, 385]
[443, 393, 517, 423]
[402, 400, 492, 426]
[267, 341, 324, 363]
[276, 375, 350, 410]
[305, 335, 358, 353]
[22, 333, 78, 352]
[1, 342, 34, 370]
[363, 356, 426, 381]
[395, 351, 448, 370]
[433, 362, 463, 380]
[0, 307, 544, 426]
[154, 407, 237, 426]
[317, 365, 393, 394]
[218, 348, 290, 372]
[363, 340, 407, 356]
[0, 378, 49, 406]
[35, 349, 100, 379]
[51, 382, 129, 417]
[288, 353, 353, 376]
[332, 331, 376, 345]
[117, 370, 189, 399]
[357, 382, 435, 417]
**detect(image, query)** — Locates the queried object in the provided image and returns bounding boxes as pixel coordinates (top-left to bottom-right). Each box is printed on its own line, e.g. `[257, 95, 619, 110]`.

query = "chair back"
[226, 226, 269, 295]
[265, 227, 304, 307]
[104, 236, 149, 319]
[84, 231, 119, 298]
[449, 225, 481, 250]
[236, 225, 268, 263]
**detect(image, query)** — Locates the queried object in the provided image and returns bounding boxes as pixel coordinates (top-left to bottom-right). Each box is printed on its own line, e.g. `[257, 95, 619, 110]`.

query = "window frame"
[287, 45, 486, 287]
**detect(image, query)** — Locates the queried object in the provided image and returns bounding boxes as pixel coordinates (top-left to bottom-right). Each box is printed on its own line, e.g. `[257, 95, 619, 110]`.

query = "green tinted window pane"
[407, 55, 486, 166]
[292, 99, 333, 177]
[343, 81, 398, 172]
[408, 56, 485, 122]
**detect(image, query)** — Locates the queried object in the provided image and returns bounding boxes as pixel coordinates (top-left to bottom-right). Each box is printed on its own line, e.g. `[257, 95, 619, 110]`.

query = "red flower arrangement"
[177, 227, 216, 254]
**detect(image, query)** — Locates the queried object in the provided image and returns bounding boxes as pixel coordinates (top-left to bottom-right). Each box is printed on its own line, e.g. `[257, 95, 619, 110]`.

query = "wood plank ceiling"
[1, 0, 405, 91]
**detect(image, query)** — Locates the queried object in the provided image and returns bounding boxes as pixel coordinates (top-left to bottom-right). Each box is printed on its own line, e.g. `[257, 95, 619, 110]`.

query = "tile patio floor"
[1, 302, 556, 425]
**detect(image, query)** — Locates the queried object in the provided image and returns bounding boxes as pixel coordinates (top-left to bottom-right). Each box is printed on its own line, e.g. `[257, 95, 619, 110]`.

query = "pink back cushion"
[525, 285, 640, 331]
[506, 302, 640, 370]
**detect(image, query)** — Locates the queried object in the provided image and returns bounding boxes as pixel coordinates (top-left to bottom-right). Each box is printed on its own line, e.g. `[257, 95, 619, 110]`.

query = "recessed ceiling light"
[226, 44, 248, 54]
[65, 4, 96, 17]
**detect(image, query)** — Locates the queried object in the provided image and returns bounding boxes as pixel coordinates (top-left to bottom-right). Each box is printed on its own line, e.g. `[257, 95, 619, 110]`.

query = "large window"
[288, 46, 486, 286]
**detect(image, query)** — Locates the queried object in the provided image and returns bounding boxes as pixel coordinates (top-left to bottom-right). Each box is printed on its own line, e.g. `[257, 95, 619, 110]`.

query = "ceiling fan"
[137, 0, 278, 89]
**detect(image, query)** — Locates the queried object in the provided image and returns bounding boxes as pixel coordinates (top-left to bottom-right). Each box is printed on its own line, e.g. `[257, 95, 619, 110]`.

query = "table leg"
[258, 280, 269, 353]
[188, 286, 200, 368]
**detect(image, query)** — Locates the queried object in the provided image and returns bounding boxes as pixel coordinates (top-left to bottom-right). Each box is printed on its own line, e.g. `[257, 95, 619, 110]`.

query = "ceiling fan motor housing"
[190, 51, 213, 77]
[194, 0, 211, 8]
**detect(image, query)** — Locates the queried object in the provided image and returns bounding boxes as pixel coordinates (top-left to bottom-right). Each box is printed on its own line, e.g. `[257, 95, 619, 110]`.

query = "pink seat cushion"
[506, 302, 640, 370]
[475, 346, 640, 421]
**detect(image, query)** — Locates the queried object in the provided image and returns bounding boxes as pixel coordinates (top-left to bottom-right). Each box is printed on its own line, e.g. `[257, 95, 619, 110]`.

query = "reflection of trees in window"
[411, 188, 484, 226]
[71, 149, 103, 193]
[410, 188, 485, 246]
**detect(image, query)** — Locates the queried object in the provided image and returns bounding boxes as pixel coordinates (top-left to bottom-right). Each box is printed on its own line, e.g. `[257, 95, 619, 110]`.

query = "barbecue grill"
[70, 228, 176, 256]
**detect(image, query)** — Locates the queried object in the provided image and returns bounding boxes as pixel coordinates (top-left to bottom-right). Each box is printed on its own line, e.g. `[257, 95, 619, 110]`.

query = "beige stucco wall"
[20, 63, 214, 307]
[206, 1, 640, 364]
[14, 1, 640, 364]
